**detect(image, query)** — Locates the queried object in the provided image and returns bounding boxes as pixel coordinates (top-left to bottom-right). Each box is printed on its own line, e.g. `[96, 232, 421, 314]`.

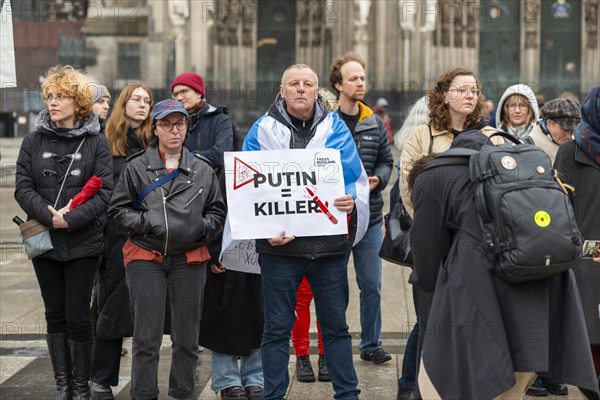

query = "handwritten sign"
[224, 149, 347, 240]
[221, 239, 260, 274]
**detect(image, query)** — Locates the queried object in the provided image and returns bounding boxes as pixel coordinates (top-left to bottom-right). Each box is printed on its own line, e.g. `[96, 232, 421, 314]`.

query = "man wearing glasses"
[170, 72, 233, 170]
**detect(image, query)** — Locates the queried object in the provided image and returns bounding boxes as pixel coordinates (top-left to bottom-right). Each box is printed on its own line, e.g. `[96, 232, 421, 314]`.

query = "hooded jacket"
[15, 110, 113, 261]
[495, 84, 540, 138]
[241, 94, 370, 259]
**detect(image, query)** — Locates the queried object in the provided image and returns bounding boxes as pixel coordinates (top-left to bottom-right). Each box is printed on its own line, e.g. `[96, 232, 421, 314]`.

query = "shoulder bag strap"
[135, 168, 181, 208]
[53, 137, 87, 209]
[428, 124, 434, 154]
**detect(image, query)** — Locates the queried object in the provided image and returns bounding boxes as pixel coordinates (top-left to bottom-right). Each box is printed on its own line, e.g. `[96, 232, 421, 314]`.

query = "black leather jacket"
[108, 146, 226, 256]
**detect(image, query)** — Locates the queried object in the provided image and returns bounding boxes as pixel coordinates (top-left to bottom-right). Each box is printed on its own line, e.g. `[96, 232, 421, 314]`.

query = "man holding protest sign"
[241, 64, 369, 400]
[330, 53, 394, 365]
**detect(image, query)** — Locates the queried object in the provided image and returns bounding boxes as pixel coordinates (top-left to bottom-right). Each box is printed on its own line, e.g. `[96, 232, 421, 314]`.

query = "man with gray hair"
[242, 63, 369, 400]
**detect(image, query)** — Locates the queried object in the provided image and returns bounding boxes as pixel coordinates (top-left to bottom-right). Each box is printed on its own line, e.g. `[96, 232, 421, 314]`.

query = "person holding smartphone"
[554, 85, 600, 388]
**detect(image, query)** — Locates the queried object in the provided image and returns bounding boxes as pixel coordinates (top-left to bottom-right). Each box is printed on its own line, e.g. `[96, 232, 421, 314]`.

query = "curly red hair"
[41, 65, 94, 122]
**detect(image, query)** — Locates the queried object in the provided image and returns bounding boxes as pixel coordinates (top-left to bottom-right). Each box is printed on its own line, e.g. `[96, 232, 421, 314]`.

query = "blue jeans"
[398, 322, 418, 390]
[126, 256, 206, 400]
[211, 349, 263, 392]
[259, 254, 360, 400]
[348, 221, 383, 352]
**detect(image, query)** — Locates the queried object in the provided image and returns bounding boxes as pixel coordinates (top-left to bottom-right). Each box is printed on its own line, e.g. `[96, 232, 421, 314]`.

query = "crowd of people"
[13, 59, 600, 400]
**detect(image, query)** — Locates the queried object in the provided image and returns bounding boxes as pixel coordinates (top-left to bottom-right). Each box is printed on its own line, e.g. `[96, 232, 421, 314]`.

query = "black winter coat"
[108, 146, 226, 256]
[15, 110, 113, 261]
[184, 103, 233, 169]
[94, 129, 144, 339]
[554, 140, 600, 345]
[339, 103, 393, 226]
[410, 154, 599, 399]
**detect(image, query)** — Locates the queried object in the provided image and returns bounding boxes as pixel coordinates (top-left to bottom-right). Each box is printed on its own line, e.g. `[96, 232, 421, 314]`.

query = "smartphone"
[582, 240, 600, 259]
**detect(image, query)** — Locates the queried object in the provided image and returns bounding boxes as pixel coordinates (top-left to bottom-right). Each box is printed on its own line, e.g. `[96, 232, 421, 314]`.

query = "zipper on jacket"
[161, 187, 169, 256]
[185, 187, 203, 207]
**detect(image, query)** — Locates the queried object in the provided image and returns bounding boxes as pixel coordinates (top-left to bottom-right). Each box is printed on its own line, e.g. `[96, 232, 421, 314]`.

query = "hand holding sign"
[334, 194, 355, 214]
[267, 231, 296, 246]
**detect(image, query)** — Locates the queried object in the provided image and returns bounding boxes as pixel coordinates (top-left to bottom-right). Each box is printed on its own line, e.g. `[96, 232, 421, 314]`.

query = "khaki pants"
[418, 357, 537, 399]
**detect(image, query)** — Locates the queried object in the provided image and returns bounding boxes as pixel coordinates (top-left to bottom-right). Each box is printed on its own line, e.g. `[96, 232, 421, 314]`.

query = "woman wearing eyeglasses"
[89, 82, 154, 399]
[14, 65, 113, 399]
[399, 67, 500, 218]
[398, 67, 501, 399]
[495, 84, 540, 139]
[108, 99, 226, 400]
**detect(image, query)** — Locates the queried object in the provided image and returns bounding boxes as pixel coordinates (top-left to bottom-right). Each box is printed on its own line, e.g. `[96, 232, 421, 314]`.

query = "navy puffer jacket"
[341, 102, 393, 226]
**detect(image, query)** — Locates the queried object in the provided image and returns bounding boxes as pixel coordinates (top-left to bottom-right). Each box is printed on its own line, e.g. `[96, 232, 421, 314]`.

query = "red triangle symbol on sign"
[233, 157, 260, 190]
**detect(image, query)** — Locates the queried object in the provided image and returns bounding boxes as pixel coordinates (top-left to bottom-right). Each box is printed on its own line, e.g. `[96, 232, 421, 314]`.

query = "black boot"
[46, 333, 71, 400]
[70, 340, 94, 400]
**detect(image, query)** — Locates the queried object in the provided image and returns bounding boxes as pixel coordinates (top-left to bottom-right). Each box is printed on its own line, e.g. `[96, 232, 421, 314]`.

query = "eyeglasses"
[448, 88, 480, 97]
[156, 119, 188, 131]
[43, 93, 73, 103]
[128, 97, 152, 106]
[285, 80, 318, 92]
[172, 88, 191, 98]
[507, 103, 529, 111]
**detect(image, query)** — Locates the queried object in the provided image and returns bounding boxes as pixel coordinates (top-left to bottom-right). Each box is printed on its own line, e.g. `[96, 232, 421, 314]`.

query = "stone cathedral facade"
[80, 0, 600, 106]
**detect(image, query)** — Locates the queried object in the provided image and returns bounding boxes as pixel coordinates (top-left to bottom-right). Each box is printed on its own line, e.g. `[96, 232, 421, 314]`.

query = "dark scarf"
[574, 85, 600, 166]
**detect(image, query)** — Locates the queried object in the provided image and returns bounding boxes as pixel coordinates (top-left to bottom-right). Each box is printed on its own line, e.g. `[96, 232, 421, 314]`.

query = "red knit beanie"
[171, 72, 205, 97]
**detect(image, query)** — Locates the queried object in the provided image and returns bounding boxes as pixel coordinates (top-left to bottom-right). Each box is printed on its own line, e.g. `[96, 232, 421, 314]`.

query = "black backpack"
[435, 131, 583, 283]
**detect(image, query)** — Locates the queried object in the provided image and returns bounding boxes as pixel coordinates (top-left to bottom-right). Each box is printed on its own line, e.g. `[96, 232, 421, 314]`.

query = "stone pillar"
[420, 0, 436, 89]
[521, 0, 540, 89]
[168, 0, 190, 74]
[188, 0, 213, 76]
[353, 0, 370, 60]
[582, 0, 599, 92]
[398, 0, 415, 89]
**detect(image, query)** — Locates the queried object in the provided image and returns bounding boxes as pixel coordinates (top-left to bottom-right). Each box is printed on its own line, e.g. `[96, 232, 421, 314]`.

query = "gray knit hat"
[89, 82, 111, 104]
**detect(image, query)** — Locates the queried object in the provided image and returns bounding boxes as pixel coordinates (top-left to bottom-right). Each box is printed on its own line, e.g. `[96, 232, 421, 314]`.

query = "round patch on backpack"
[534, 211, 551, 227]
[501, 156, 517, 170]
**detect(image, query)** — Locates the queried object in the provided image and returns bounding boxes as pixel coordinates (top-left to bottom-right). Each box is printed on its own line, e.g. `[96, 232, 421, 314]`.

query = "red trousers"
[291, 276, 323, 356]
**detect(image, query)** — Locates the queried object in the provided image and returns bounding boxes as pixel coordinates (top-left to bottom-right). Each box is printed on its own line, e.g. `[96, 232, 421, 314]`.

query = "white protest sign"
[224, 149, 347, 240]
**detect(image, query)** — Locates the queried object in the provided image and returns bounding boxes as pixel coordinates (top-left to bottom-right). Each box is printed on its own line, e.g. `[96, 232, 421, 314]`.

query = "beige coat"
[399, 124, 500, 217]
[528, 124, 560, 164]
